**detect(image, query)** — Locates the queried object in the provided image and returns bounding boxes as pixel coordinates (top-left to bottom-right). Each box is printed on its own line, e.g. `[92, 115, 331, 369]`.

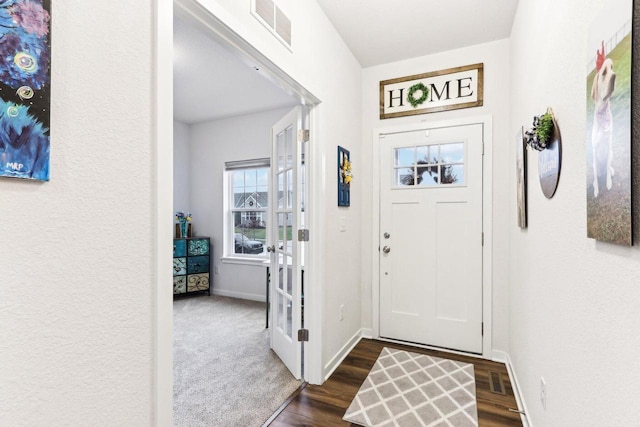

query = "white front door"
[269, 107, 304, 378]
[379, 123, 484, 354]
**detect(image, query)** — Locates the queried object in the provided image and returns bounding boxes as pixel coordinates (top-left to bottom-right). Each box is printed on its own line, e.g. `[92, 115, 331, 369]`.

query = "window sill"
[220, 256, 269, 267]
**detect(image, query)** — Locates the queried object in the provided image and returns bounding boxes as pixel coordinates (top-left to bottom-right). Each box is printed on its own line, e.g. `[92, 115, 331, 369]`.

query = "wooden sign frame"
[380, 63, 483, 120]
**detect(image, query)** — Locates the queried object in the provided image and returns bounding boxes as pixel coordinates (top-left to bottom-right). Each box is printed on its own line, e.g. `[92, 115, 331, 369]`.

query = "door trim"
[154, 1, 174, 425]
[154, 3, 325, 424]
[371, 115, 494, 359]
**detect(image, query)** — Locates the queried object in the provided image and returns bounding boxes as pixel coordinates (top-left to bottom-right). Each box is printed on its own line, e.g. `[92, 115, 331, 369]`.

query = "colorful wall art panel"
[0, 0, 51, 181]
[586, 0, 632, 245]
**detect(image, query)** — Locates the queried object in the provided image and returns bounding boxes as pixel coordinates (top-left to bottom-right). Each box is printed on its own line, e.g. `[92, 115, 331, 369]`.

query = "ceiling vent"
[252, 0, 292, 48]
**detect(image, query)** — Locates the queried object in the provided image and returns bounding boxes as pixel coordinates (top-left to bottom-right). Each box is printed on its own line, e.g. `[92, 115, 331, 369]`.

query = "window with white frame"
[225, 158, 270, 257]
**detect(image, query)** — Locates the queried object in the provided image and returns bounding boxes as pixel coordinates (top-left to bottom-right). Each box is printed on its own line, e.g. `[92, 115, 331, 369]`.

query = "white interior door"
[379, 124, 484, 354]
[269, 107, 303, 379]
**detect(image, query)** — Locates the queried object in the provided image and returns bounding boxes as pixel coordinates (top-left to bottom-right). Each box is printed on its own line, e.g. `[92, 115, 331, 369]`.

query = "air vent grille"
[489, 371, 506, 395]
[275, 6, 291, 46]
[255, 0, 274, 28]
[252, 0, 292, 48]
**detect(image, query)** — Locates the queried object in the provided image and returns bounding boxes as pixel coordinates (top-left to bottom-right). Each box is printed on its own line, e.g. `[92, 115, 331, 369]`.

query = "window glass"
[394, 142, 465, 188]
[440, 142, 464, 164]
[395, 147, 414, 167]
[417, 145, 437, 164]
[395, 168, 414, 186]
[229, 166, 269, 256]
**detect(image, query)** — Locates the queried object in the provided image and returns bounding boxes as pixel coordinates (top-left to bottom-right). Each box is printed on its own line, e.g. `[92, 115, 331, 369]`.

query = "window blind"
[224, 158, 270, 170]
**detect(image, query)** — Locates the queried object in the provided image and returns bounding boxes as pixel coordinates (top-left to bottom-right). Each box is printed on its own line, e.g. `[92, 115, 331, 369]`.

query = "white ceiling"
[316, 0, 519, 67]
[173, 15, 299, 124]
[174, 1, 519, 122]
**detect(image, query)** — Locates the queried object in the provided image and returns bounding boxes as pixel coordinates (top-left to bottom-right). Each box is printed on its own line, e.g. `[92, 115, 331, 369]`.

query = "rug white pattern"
[343, 347, 478, 427]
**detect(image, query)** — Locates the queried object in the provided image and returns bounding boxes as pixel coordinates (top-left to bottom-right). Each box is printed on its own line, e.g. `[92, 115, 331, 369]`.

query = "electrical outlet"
[339, 304, 344, 321]
[540, 377, 546, 410]
[214, 265, 220, 274]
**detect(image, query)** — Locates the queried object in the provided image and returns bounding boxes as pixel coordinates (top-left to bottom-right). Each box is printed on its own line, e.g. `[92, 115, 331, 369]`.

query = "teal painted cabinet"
[173, 237, 211, 296]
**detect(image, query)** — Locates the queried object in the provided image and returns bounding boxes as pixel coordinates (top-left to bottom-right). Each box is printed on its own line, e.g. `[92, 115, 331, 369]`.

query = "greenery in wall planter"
[524, 109, 555, 151]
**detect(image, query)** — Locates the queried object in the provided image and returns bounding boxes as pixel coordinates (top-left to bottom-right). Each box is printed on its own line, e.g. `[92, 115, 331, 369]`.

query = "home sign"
[380, 63, 483, 120]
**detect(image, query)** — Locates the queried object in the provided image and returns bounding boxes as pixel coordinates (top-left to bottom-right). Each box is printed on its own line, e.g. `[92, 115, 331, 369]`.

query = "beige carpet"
[173, 295, 301, 426]
[343, 347, 478, 427]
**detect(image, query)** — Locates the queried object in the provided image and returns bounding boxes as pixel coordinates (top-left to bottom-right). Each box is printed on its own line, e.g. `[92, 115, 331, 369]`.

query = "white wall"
[361, 39, 512, 355]
[0, 1, 156, 425]
[189, 107, 291, 301]
[173, 120, 191, 214]
[186, 0, 364, 381]
[509, 0, 640, 425]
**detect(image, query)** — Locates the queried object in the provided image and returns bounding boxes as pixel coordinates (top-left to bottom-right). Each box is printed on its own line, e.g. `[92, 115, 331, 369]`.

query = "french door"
[269, 107, 304, 378]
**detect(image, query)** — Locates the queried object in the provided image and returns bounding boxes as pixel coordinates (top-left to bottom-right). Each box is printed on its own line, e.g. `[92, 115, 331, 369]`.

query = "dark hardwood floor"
[269, 339, 523, 426]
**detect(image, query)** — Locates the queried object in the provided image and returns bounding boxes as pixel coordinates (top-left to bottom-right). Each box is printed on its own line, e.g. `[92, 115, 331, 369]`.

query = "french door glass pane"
[285, 262, 292, 295]
[286, 295, 292, 338]
[286, 169, 293, 209]
[277, 173, 284, 209]
[277, 131, 286, 171]
[285, 125, 294, 169]
[277, 293, 284, 330]
[278, 266, 286, 294]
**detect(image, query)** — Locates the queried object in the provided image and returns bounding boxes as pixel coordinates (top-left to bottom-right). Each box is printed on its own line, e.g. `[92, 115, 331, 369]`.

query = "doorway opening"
[169, 1, 320, 424]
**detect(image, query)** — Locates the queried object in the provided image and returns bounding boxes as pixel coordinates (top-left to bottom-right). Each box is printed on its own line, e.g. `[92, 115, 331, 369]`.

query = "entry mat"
[343, 347, 478, 427]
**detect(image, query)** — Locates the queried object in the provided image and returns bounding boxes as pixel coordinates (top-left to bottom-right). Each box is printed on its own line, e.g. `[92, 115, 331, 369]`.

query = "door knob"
[383, 246, 391, 253]
[267, 245, 276, 252]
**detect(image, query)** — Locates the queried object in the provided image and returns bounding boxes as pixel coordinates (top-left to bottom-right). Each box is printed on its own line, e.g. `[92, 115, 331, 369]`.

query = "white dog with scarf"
[590, 41, 616, 197]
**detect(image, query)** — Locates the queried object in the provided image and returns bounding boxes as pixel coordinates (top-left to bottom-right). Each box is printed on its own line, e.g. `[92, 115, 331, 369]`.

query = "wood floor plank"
[269, 339, 523, 427]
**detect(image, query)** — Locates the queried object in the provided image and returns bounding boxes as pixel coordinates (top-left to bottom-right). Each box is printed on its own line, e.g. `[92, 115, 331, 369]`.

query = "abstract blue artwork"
[0, 0, 51, 181]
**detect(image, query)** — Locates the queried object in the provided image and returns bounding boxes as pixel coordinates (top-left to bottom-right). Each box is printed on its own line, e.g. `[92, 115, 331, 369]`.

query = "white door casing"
[270, 106, 304, 379]
[379, 123, 484, 354]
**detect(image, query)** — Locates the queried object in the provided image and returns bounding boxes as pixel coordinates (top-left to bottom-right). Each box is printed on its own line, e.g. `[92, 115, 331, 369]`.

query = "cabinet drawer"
[173, 257, 187, 276]
[187, 255, 209, 274]
[187, 273, 210, 292]
[188, 238, 210, 256]
[173, 239, 186, 257]
[173, 276, 186, 294]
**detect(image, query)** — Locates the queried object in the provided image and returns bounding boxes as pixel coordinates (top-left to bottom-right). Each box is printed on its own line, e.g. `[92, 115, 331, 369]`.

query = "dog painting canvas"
[586, 0, 632, 245]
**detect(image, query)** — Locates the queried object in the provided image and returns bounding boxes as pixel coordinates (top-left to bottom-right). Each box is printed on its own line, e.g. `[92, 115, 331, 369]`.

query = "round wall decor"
[538, 114, 562, 198]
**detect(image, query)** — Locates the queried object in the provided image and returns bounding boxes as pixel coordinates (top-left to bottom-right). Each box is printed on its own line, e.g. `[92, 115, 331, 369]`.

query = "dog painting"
[586, 0, 632, 245]
[590, 42, 616, 198]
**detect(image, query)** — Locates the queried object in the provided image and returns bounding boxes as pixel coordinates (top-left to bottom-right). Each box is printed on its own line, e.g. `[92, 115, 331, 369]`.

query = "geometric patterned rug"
[343, 347, 478, 427]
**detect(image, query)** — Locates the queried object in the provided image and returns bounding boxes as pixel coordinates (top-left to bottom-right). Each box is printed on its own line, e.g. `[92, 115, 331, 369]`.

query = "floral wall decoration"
[0, 0, 51, 181]
[338, 146, 351, 207]
[524, 108, 562, 199]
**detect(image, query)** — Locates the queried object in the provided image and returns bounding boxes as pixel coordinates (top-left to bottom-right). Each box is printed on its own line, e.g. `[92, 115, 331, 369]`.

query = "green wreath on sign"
[407, 83, 429, 108]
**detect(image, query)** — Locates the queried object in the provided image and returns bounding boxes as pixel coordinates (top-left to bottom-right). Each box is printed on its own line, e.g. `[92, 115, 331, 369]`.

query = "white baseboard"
[492, 349, 508, 364]
[504, 352, 532, 427]
[361, 328, 374, 339]
[211, 288, 266, 302]
[323, 328, 364, 382]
